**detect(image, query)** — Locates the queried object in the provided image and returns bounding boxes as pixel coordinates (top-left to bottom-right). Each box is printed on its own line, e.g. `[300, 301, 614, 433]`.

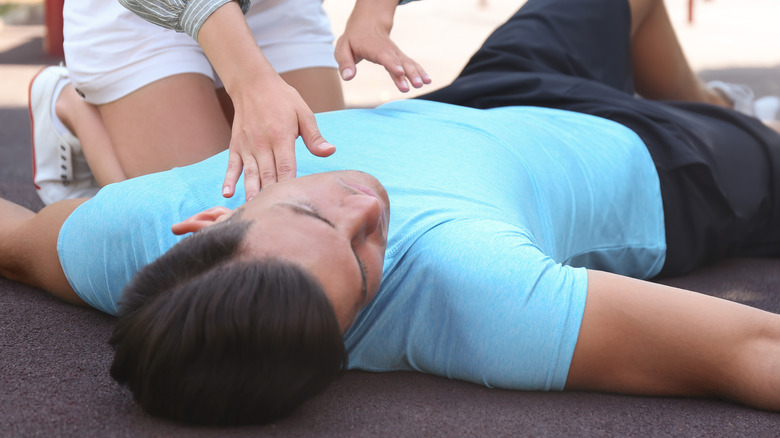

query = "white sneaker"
[707, 80, 756, 116]
[28, 65, 99, 205]
[754, 95, 780, 122]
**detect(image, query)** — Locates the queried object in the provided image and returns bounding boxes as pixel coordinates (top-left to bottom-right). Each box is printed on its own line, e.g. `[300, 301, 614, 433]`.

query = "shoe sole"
[28, 65, 50, 191]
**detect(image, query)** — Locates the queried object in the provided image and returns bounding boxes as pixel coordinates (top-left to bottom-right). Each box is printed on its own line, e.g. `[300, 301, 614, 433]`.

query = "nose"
[340, 194, 383, 243]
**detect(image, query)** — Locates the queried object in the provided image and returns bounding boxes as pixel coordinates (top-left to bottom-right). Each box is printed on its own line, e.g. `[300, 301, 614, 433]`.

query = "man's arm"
[0, 198, 87, 306]
[567, 270, 780, 411]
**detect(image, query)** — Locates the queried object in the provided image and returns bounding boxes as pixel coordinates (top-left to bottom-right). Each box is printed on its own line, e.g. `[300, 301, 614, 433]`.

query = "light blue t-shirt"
[58, 99, 665, 391]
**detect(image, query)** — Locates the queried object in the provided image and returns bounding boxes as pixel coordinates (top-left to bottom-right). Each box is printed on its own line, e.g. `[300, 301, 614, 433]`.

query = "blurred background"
[1, 0, 779, 109]
[325, 0, 780, 106]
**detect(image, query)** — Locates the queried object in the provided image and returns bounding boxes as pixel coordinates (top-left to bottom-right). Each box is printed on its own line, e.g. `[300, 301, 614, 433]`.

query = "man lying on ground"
[3, 0, 780, 426]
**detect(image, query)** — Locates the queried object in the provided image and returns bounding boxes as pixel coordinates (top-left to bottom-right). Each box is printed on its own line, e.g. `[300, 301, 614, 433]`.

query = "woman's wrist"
[348, 0, 398, 32]
[197, 1, 277, 92]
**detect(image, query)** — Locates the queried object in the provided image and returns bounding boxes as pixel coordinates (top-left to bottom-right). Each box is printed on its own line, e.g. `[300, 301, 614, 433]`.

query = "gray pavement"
[2, 1, 780, 436]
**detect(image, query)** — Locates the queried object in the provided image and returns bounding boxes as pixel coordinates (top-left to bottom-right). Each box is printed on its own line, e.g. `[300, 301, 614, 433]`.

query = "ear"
[171, 206, 234, 235]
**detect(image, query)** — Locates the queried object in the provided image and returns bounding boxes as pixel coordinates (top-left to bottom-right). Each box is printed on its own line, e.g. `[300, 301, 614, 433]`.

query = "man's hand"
[222, 73, 335, 200]
[335, 0, 431, 92]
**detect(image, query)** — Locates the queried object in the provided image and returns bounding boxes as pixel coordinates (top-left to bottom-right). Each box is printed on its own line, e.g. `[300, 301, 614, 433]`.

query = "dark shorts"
[419, 0, 780, 276]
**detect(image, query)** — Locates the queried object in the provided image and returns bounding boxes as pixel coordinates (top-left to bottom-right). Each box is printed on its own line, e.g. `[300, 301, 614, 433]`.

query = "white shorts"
[62, 0, 337, 104]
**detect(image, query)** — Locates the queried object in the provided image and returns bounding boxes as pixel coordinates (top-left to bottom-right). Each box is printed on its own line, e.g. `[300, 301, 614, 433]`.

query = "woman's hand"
[223, 72, 335, 200]
[198, 1, 335, 200]
[335, 0, 431, 92]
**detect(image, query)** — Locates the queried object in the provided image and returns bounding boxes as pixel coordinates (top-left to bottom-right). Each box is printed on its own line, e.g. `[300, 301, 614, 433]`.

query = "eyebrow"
[279, 203, 368, 300]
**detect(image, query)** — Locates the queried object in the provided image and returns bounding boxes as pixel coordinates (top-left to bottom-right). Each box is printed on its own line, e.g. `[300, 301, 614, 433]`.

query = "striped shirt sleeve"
[117, 0, 251, 40]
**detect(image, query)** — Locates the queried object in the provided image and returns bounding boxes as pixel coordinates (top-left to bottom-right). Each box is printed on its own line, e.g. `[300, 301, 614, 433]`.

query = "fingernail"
[223, 185, 230, 196]
[400, 80, 409, 89]
[396, 65, 404, 73]
[423, 74, 431, 82]
[341, 68, 353, 80]
[321, 141, 335, 150]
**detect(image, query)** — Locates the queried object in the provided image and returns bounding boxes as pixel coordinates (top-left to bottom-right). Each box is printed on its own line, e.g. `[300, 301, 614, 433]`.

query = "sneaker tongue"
[707, 80, 756, 116]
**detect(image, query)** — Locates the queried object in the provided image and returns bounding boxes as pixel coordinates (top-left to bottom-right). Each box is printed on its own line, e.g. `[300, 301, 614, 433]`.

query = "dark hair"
[109, 218, 347, 426]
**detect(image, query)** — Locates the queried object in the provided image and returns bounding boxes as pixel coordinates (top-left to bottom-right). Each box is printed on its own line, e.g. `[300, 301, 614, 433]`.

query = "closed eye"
[278, 202, 368, 301]
[284, 201, 335, 228]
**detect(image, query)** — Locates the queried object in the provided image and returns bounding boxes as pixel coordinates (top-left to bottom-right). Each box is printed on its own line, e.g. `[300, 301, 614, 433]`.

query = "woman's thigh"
[97, 73, 230, 178]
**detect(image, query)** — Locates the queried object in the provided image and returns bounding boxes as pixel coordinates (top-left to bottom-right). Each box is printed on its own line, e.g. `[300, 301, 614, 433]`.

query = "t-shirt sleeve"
[56, 171, 196, 315]
[345, 219, 588, 391]
[56, 184, 179, 315]
[56, 151, 242, 316]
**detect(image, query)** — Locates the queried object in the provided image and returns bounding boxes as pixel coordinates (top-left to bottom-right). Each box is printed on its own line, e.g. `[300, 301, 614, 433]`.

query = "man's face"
[236, 170, 390, 331]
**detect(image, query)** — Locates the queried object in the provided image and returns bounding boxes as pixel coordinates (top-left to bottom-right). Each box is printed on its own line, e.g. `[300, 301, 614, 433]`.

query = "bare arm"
[0, 198, 87, 306]
[197, 1, 335, 200]
[335, 0, 430, 92]
[567, 269, 780, 411]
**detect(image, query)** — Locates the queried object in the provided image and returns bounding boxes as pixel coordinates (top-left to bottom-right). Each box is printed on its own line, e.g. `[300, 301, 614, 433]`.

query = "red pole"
[688, 0, 694, 23]
[44, 0, 65, 57]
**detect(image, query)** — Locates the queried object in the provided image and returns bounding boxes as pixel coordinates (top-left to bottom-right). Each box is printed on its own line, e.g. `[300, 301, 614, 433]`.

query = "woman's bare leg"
[74, 68, 342, 181]
[627, 0, 729, 108]
[52, 74, 229, 186]
[216, 66, 345, 126]
[96, 73, 232, 179]
[280, 67, 345, 113]
[56, 85, 126, 186]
